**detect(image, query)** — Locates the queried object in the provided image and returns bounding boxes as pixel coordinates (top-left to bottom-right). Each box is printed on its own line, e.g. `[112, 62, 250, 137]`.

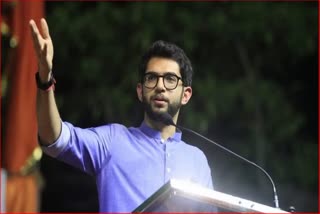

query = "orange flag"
[3, 0, 44, 212]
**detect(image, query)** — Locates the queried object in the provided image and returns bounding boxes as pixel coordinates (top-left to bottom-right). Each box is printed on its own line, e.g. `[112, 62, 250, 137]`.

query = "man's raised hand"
[29, 18, 54, 82]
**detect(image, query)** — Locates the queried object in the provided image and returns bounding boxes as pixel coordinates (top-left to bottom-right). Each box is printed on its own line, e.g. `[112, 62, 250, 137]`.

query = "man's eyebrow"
[145, 71, 178, 75]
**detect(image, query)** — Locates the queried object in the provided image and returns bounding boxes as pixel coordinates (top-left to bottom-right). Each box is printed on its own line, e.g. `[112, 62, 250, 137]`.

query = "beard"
[142, 92, 182, 123]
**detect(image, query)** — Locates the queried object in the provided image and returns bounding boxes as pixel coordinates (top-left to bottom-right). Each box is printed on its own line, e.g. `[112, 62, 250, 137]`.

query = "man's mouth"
[152, 95, 168, 106]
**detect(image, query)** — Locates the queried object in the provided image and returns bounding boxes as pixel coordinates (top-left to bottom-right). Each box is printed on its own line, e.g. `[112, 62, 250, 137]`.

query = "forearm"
[30, 18, 62, 145]
[36, 89, 61, 145]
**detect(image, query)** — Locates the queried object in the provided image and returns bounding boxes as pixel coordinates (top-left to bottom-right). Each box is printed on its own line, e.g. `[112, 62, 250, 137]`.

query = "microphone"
[159, 112, 280, 209]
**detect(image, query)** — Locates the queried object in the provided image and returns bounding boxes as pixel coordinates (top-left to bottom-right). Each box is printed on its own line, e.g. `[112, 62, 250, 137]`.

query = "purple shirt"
[41, 121, 213, 212]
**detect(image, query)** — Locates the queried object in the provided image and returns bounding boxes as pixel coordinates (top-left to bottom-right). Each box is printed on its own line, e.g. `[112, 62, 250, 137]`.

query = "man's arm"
[29, 18, 61, 145]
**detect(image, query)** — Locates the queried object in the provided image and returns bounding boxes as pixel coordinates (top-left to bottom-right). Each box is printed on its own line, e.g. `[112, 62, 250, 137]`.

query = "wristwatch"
[35, 72, 56, 91]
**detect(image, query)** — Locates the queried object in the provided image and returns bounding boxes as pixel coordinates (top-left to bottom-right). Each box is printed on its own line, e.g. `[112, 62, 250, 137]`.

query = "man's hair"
[139, 40, 193, 87]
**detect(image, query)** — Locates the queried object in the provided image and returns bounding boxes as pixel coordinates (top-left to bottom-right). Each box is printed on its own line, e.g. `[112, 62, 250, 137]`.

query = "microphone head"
[155, 112, 176, 126]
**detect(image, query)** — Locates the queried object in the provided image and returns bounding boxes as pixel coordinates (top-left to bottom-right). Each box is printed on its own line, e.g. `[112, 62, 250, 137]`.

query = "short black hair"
[139, 40, 193, 87]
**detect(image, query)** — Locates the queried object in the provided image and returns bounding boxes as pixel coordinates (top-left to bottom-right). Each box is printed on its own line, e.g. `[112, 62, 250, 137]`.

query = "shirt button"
[167, 153, 170, 157]
[167, 168, 171, 173]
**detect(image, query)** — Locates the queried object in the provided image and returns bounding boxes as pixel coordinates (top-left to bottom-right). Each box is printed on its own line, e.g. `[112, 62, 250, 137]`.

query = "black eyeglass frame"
[142, 72, 184, 90]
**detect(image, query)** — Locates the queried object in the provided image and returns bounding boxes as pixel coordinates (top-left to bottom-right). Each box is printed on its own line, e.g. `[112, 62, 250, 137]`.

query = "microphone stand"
[159, 113, 281, 209]
[176, 124, 280, 209]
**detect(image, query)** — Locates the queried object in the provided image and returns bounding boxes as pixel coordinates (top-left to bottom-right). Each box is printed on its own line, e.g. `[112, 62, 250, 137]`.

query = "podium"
[133, 179, 289, 213]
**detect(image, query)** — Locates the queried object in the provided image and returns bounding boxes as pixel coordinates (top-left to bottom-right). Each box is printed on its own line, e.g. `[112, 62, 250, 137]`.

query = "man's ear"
[136, 83, 143, 102]
[181, 86, 192, 105]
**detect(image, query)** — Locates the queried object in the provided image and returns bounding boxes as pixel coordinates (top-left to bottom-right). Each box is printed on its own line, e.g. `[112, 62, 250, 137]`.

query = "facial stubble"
[142, 89, 183, 123]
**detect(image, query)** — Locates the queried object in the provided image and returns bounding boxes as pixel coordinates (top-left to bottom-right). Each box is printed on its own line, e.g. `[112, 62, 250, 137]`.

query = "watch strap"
[35, 72, 56, 91]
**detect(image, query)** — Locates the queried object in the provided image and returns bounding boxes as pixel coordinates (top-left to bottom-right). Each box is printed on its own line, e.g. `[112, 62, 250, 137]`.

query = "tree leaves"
[45, 2, 317, 210]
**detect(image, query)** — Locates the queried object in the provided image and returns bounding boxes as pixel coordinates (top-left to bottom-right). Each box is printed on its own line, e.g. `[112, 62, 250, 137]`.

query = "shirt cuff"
[40, 121, 70, 158]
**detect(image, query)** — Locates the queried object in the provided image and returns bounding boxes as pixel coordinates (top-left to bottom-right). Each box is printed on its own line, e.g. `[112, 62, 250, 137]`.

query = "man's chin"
[151, 105, 167, 113]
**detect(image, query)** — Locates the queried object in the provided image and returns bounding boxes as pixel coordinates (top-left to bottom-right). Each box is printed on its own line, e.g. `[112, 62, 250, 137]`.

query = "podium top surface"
[133, 179, 289, 213]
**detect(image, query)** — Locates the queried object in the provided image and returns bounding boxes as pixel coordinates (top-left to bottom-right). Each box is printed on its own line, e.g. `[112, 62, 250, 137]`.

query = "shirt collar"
[139, 122, 182, 142]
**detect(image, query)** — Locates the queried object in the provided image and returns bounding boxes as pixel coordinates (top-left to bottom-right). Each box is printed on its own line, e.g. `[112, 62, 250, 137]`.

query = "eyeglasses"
[143, 72, 183, 90]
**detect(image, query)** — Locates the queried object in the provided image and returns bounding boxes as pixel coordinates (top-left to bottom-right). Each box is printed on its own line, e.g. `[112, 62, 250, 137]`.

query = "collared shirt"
[41, 121, 213, 212]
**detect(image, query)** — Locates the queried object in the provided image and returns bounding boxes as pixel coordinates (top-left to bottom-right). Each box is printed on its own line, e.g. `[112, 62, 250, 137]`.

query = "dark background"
[3, 1, 319, 212]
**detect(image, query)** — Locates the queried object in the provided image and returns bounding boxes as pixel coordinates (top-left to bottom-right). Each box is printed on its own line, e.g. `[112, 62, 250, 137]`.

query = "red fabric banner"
[3, 0, 44, 212]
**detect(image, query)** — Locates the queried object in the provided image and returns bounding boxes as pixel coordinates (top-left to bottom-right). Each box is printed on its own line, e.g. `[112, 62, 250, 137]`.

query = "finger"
[29, 20, 43, 51]
[40, 18, 51, 39]
[39, 43, 47, 66]
[40, 43, 52, 71]
[42, 42, 47, 57]
[29, 19, 41, 36]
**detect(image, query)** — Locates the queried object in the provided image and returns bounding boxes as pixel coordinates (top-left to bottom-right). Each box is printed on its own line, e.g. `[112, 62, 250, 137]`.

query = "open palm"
[29, 18, 54, 80]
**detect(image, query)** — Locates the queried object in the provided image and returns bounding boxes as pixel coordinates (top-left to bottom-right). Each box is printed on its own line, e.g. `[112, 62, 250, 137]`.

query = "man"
[29, 18, 213, 212]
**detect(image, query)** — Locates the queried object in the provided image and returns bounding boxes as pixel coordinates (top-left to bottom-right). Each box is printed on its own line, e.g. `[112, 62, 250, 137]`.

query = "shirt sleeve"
[199, 151, 214, 190]
[198, 151, 218, 212]
[40, 121, 111, 176]
[40, 121, 70, 158]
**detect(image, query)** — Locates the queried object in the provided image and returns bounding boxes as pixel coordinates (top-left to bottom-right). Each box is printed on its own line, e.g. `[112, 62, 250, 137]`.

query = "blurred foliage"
[39, 1, 318, 211]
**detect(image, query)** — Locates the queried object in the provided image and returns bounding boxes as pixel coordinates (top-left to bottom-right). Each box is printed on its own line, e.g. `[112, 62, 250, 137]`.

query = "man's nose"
[155, 77, 166, 90]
